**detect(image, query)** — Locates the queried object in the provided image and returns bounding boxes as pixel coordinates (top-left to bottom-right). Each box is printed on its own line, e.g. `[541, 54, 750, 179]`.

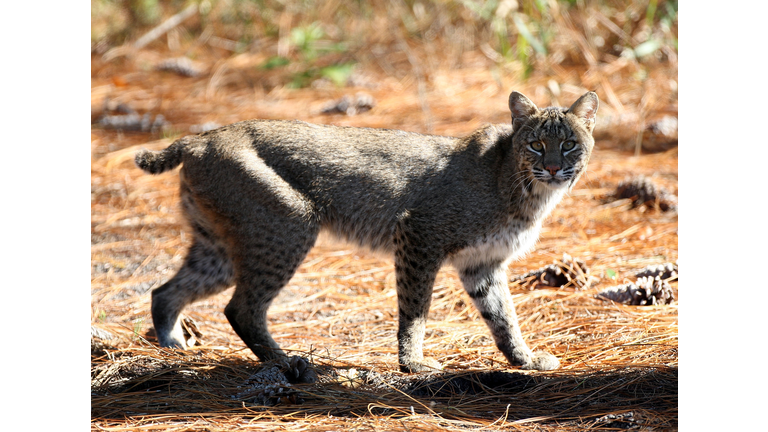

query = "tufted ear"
[508, 91, 539, 130]
[568, 91, 599, 133]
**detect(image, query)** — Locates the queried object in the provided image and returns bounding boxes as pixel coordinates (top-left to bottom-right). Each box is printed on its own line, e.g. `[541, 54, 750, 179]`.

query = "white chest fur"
[449, 218, 542, 270]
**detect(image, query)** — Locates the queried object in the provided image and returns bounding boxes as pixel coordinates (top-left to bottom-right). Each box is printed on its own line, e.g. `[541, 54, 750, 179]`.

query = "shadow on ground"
[92, 351, 677, 429]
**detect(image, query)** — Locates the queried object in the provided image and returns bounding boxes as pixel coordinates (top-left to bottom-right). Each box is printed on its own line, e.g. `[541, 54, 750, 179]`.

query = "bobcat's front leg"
[394, 225, 444, 373]
[459, 262, 559, 371]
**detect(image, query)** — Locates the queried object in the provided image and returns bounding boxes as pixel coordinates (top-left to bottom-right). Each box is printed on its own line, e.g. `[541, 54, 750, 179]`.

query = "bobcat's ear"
[568, 91, 599, 133]
[508, 92, 539, 130]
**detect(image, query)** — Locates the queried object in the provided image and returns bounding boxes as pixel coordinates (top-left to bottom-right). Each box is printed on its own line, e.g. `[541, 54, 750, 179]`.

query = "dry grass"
[92, 1, 677, 430]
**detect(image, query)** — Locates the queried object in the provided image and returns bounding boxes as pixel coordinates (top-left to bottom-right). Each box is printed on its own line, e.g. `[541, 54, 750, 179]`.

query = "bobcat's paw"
[283, 356, 318, 384]
[156, 332, 187, 350]
[156, 317, 201, 349]
[520, 351, 560, 371]
[400, 357, 443, 373]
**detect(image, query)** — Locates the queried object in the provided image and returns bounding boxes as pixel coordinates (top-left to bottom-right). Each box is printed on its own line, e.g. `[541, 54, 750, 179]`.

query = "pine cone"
[614, 176, 677, 212]
[321, 92, 377, 116]
[512, 253, 591, 289]
[597, 276, 674, 305]
[635, 262, 678, 281]
[233, 366, 303, 406]
[155, 57, 205, 77]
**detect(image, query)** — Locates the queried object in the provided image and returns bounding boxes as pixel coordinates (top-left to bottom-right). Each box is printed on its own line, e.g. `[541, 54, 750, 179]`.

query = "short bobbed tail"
[135, 139, 186, 174]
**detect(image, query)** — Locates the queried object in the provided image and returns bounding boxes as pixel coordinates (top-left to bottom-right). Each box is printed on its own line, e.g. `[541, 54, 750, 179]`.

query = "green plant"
[659, 0, 678, 50]
[645, 0, 658, 28]
[630, 0, 677, 60]
[288, 63, 356, 89]
[317, 62, 356, 87]
[459, 0, 553, 79]
[261, 56, 290, 70]
[290, 22, 326, 60]
[133, 318, 144, 341]
[263, 21, 356, 88]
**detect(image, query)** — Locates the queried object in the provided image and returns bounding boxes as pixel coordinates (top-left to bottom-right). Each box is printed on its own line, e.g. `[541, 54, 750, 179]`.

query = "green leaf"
[261, 56, 290, 70]
[321, 63, 356, 87]
[605, 269, 617, 279]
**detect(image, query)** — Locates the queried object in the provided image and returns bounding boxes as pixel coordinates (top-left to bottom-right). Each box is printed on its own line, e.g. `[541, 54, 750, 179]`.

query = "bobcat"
[135, 91, 598, 380]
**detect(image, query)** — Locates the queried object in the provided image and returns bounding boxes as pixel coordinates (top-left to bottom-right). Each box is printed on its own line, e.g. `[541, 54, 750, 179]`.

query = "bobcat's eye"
[562, 141, 576, 151]
[530, 142, 544, 152]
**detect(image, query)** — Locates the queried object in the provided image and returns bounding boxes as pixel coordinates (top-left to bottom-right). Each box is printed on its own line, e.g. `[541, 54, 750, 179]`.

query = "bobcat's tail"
[135, 138, 189, 174]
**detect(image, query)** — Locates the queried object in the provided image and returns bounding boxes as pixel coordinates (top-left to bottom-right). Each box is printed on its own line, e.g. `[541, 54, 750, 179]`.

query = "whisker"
[510, 172, 533, 192]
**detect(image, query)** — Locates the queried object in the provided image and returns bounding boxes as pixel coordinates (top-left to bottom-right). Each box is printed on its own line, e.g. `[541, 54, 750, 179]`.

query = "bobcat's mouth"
[540, 177, 569, 190]
[532, 171, 570, 190]
[531, 165, 576, 190]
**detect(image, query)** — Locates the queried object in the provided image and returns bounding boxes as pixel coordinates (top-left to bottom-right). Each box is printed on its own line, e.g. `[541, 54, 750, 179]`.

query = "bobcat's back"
[137, 120, 513, 253]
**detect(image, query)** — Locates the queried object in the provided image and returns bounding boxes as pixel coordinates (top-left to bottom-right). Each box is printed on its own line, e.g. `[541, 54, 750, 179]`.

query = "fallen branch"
[134, 4, 198, 49]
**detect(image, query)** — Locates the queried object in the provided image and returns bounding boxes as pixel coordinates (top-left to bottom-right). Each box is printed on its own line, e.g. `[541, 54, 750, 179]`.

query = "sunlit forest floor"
[91, 1, 677, 430]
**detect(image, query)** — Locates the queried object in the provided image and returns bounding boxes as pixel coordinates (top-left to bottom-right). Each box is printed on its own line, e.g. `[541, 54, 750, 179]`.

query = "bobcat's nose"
[545, 165, 560, 175]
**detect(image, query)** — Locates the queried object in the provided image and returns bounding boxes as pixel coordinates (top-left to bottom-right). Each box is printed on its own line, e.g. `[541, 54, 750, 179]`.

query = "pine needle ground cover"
[92, 2, 677, 430]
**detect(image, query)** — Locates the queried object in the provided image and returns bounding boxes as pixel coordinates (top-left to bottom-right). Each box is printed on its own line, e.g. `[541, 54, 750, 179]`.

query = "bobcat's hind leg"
[151, 237, 234, 349]
[459, 261, 559, 371]
[223, 217, 319, 383]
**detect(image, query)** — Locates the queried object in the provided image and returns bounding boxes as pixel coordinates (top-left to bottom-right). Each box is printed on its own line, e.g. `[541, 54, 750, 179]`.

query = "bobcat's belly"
[449, 219, 542, 270]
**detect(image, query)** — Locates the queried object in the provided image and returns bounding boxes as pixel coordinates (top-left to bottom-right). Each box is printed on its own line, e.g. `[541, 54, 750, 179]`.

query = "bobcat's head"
[509, 91, 599, 191]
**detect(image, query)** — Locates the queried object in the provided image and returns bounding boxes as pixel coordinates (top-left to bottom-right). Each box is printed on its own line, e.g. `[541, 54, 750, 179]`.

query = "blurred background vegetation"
[91, 0, 677, 151]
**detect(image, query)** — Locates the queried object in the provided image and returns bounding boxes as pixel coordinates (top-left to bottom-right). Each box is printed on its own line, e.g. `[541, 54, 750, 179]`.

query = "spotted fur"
[136, 91, 598, 373]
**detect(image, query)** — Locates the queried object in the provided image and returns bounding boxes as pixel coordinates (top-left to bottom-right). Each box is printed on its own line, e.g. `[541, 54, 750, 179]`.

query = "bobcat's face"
[517, 108, 593, 191]
[509, 92, 598, 192]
